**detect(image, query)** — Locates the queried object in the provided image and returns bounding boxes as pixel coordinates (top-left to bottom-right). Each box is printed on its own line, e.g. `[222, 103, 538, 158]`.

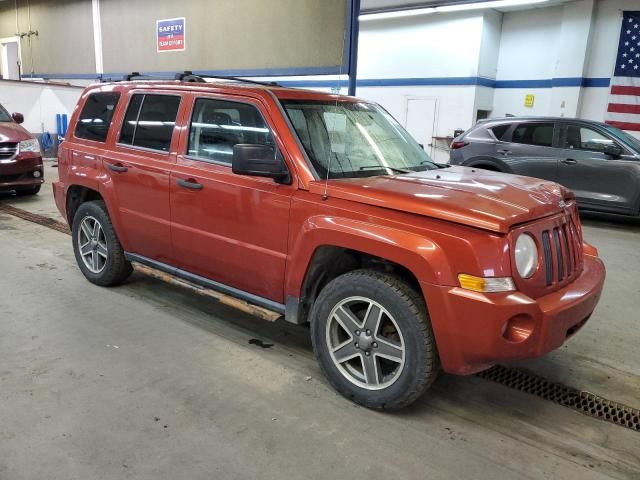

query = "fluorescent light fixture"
[360, 0, 551, 21]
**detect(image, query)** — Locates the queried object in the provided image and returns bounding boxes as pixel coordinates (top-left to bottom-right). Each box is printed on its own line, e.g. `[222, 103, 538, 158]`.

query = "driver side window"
[187, 98, 276, 165]
[564, 125, 616, 154]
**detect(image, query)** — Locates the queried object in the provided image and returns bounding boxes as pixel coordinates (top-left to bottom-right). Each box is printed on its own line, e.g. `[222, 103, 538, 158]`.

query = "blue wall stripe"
[29, 72, 612, 89]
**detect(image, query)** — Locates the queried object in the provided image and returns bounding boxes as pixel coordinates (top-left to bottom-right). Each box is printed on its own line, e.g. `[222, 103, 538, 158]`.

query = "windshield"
[281, 100, 438, 179]
[0, 104, 12, 122]
[603, 124, 640, 152]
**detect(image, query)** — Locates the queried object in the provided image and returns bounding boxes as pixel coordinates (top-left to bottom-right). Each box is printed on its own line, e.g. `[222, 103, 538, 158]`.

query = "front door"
[103, 91, 183, 263]
[556, 123, 638, 214]
[169, 93, 294, 303]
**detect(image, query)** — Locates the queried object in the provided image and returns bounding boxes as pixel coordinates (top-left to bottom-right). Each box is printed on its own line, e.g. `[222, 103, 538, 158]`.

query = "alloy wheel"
[78, 215, 108, 274]
[326, 296, 406, 390]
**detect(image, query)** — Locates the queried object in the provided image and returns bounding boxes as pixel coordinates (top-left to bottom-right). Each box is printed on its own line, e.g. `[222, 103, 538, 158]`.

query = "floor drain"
[477, 365, 640, 432]
[0, 204, 70, 235]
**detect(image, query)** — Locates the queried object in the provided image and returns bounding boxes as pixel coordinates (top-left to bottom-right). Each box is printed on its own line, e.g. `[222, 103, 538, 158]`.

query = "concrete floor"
[0, 164, 639, 480]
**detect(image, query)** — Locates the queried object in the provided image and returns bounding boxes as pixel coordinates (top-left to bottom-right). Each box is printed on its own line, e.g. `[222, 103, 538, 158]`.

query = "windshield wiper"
[419, 160, 450, 169]
[359, 165, 411, 174]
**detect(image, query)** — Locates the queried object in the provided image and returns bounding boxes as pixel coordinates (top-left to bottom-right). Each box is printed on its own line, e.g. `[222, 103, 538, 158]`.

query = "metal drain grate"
[477, 365, 640, 432]
[0, 204, 70, 235]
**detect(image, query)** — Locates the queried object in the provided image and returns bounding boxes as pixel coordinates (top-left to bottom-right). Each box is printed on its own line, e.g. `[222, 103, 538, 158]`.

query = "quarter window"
[187, 98, 275, 164]
[489, 124, 510, 141]
[74, 92, 120, 142]
[564, 125, 615, 153]
[119, 94, 181, 152]
[512, 122, 554, 147]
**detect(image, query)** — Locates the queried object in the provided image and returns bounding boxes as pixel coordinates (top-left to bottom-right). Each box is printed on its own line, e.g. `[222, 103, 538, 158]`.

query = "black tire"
[310, 269, 438, 410]
[16, 185, 41, 196]
[71, 200, 132, 286]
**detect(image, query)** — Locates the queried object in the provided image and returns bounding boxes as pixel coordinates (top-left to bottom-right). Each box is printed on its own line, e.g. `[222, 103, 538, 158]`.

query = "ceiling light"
[360, 0, 551, 21]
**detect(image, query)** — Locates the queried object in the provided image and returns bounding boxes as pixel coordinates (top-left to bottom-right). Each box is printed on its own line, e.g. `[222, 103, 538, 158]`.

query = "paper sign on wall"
[157, 17, 186, 52]
[524, 94, 535, 108]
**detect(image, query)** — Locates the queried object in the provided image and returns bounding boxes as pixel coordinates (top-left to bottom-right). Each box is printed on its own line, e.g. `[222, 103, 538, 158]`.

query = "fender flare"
[285, 215, 455, 299]
[64, 171, 131, 251]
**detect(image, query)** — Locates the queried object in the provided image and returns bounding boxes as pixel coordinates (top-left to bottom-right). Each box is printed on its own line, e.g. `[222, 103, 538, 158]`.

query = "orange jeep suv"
[53, 74, 605, 409]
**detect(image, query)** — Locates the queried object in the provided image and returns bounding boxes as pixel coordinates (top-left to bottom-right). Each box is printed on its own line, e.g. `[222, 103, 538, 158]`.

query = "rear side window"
[119, 94, 181, 152]
[512, 122, 554, 147]
[74, 92, 120, 142]
[187, 98, 275, 164]
[489, 124, 510, 141]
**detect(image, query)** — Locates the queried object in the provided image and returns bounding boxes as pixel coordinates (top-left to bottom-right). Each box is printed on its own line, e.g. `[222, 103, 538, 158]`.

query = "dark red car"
[0, 105, 44, 196]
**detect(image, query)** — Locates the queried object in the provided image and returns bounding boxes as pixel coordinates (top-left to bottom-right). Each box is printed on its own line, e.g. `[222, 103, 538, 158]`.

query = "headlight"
[515, 233, 538, 278]
[19, 138, 41, 154]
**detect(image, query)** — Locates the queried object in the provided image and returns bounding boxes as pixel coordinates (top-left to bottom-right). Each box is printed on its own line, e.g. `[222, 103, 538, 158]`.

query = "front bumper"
[0, 156, 44, 190]
[422, 254, 605, 375]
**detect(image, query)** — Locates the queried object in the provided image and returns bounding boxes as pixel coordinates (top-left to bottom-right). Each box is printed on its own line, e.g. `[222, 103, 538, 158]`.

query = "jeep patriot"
[53, 74, 605, 409]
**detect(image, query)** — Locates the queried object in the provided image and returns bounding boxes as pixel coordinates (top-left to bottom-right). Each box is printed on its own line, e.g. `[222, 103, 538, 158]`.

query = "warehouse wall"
[0, 0, 349, 78]
[0, 0, 95, 77]
[99, 0, 348, 75]
[0, 79, 81, 134]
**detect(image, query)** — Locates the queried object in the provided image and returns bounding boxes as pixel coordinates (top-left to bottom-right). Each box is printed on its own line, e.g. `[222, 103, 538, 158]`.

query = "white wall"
[495, 6, 563, 81]
[478, 10, 502, 81]
[358, 12, 485, 79]
[0, 80, 82, 134]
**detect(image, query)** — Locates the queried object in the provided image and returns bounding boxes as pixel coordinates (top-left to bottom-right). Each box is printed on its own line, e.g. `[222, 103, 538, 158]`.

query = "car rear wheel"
[72, 200, 132, 286]
[310, 269, 438, 410]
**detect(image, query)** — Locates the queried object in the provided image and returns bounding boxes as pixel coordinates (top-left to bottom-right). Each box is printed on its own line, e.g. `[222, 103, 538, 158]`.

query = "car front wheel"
[310, 270, 439, 410]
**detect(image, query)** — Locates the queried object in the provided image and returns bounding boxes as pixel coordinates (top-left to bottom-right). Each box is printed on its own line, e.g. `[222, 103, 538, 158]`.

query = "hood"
[309, 166, 572, 233]
[0, 121, 32, 143]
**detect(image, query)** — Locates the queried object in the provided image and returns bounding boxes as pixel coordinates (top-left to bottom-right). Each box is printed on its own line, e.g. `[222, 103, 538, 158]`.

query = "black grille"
[553, 228, 564, 281]
[0, 142, 17, 159]
[542, 232, 553, 286]
[540, 215, 581, 287]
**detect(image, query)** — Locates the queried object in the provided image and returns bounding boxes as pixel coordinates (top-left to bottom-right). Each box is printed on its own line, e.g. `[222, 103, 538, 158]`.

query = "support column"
[92, 0, 103, 77]
[549, 0, 596, 117]
[347, 0, 361, 96]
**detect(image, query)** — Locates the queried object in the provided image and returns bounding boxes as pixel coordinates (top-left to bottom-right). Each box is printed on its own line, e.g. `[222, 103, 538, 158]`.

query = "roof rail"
[123, 71, 159, 81]
[174, 71, 280, 87]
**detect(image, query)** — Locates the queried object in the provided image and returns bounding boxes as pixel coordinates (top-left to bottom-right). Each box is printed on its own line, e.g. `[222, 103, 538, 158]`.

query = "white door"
[0, 39, 20, 80]
[404, 97, 438, 160]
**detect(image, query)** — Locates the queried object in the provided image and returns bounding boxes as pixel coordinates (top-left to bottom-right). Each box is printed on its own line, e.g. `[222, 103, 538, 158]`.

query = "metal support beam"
[347, 0, 361, 96]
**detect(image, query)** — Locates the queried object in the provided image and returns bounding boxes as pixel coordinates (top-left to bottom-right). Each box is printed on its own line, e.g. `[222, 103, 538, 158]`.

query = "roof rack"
[174, 71, 280, 87]
[115, 71, 281, 87]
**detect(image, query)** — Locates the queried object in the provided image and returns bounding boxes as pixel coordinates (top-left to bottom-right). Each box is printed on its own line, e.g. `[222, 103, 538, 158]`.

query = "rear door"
[103, 91, 183, 263]
[169, 92, 294, 303]
[556, 123, 638, 214]
[502, 121, 559, 180]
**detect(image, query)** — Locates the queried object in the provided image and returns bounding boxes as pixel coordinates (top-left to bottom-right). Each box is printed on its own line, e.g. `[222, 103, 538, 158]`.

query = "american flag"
[606, 11, 640, 131]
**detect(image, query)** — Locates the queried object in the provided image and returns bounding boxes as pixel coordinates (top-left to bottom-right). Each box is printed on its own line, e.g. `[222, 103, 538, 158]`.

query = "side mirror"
[604, 143, 623, 158]
[232, 144, 290, 184]
[12, 112, 24, 124]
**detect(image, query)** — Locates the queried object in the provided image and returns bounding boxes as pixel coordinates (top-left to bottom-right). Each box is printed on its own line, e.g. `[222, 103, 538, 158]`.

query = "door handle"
[561, 158, 577, 165]
[176, 178, 203, 190]
[497, 149, 512, 155]
[106, 162, 128, 173]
